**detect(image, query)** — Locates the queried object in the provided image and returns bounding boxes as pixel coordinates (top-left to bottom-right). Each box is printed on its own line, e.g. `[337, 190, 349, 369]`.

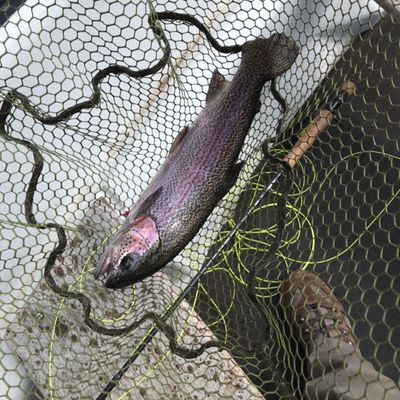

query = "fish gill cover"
[0, 0, 399, 399]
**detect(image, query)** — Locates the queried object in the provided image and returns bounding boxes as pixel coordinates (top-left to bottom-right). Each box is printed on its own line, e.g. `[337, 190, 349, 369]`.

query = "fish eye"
[119, 253, 139, 271]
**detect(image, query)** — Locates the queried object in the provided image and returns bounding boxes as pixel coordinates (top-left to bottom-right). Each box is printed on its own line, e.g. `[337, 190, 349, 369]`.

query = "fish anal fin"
[206, 69, 229, 105]
[217, 161, 244, 199]
[169, 125, 189, 156]
[133, 187, 162, 218]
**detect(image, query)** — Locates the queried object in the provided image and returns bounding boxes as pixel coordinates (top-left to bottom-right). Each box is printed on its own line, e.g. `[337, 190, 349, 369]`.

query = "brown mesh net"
[0, 1, 399, 399]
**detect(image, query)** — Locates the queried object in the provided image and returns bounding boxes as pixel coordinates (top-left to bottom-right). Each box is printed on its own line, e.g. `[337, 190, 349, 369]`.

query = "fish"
[95, 33, 299, 288]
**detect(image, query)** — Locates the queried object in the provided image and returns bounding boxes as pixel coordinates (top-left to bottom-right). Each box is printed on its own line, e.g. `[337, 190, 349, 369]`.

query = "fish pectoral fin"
[134, 187, 163, 218]
[169, 125, 189, 155]
[218, 161, 245, 199]
[206, 69, 230, 105]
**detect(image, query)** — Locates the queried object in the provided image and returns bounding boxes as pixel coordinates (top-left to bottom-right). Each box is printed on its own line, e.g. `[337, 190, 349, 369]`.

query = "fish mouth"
[103, 270, 128, 289]
[95, 267, 125, 289]
[94, 258, 113, 280]
[94, 256, 127, 288]
[94, 245, 120, 281]
[103, 269, 122, 288]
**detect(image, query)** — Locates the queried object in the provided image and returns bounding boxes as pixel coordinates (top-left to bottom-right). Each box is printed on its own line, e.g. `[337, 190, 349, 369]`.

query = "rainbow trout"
[95, 34, 299, 288]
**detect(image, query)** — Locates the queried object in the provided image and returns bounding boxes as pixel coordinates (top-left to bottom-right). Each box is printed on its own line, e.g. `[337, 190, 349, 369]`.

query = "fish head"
[95, 214, 160, 289]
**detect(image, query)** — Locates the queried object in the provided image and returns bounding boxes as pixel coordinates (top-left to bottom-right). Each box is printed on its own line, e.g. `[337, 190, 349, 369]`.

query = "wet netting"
[0, 0, 399, 399]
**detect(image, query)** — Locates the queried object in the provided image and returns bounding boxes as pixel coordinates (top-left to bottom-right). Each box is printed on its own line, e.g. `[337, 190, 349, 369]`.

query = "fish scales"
[96, 34, 299, 288]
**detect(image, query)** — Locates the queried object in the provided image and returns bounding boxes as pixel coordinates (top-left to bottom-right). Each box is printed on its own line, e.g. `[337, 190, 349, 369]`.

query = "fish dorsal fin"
[133, 187, 162, 218]
[206, 69, 229, 104]
[168, 125, 189, 156]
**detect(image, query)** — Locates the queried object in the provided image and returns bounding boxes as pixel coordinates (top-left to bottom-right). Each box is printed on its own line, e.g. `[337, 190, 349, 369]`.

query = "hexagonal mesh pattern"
[0, 0, 399, 399]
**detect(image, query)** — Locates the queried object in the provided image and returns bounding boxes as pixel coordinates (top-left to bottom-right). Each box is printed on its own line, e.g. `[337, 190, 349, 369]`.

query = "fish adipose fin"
[133, 187, 163, 218]
[217, 161, 245, 199]
[242, 34, 299, 80]
[206, 69, 230, 104]
[169, 125, 189, 155]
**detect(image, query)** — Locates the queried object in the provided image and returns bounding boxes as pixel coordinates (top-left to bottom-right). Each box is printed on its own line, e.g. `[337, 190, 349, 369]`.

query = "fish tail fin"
[242, 34, 299, 80]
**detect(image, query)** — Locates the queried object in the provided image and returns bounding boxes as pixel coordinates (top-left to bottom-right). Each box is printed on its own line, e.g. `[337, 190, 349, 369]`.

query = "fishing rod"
[284, 81, 355, 168]
[97, 80, 355, 399]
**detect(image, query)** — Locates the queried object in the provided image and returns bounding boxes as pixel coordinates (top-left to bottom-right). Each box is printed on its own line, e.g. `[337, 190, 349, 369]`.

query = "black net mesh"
[0, 1, 399, 399]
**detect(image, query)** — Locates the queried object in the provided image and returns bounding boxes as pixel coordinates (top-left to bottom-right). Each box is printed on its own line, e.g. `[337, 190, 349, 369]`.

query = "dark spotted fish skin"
[98, 34, 299, 287]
